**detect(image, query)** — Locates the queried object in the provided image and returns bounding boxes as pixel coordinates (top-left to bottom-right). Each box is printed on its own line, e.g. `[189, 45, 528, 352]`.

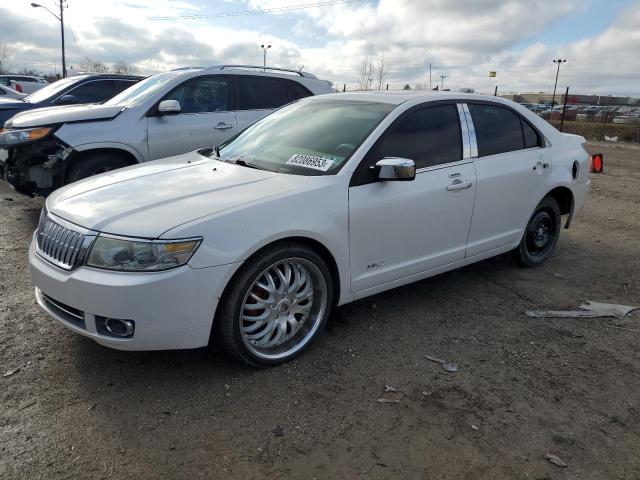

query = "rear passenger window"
[235, 76, 289, 110]
[375, 104, 462, 169]
[285, 80, 312, 101]
[468, 104, 524, 156]
[522, 120, 540, 148]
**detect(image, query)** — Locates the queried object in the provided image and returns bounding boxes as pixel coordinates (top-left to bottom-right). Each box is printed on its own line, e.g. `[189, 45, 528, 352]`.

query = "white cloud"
[0, 0, 638, 95]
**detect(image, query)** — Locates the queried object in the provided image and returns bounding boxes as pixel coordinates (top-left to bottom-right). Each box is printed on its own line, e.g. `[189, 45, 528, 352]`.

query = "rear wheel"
[517, 197, 561, 267]
[216, 242, 333, 367]
[66, 152, 131, 183]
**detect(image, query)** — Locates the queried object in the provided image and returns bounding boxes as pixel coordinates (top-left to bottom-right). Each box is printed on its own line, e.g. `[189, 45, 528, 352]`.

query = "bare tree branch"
[0, 43, 14, 75]
[375, 53, 390, 90]
[112, 60, 138, 75]
[358, 57, 374, 91]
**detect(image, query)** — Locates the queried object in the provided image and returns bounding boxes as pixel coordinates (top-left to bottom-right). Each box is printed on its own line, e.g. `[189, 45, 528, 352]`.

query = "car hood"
[46, 151, 297, 238]
[0, 98, 28, 110]
[6, 103, 124, 129]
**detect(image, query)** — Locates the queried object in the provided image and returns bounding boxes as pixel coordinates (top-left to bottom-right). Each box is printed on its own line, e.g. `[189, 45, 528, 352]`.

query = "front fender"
[71, 141, 145, 163]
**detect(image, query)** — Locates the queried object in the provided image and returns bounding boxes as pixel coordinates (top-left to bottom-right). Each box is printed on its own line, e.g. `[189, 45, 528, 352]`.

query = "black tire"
[517, 196, 561, 267]
[216, 242, 334, 367]
[66, 153, 130, 183]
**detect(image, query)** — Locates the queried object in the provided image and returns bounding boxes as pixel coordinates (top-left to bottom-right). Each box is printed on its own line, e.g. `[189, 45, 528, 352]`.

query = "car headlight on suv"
[85, 235, 201, 271]
[0, 126, 54, 147]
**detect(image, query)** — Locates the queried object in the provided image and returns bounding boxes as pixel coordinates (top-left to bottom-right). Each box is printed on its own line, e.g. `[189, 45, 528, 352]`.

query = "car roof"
[70, 72, 145, 80]
[312, 91, 524, 106]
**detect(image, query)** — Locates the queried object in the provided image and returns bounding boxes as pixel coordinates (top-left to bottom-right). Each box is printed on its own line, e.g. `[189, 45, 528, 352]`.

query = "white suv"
[0, 65, 333, 195]
[29, 92, 590, 366]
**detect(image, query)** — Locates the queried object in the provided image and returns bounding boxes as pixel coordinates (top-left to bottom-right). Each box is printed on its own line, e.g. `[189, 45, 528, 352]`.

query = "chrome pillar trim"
[462, 103, 478, 158]
[457, 103, 471, 159]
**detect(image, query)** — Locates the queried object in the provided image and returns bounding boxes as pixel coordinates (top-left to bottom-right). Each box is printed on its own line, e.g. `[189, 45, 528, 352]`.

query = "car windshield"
[104, 72, 181, 107]
[24, 76, 86, 103]
[217, 99, 395, 175]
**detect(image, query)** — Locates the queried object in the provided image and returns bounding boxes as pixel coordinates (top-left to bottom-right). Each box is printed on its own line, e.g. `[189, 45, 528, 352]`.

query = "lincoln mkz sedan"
[30, 92, 590, 366]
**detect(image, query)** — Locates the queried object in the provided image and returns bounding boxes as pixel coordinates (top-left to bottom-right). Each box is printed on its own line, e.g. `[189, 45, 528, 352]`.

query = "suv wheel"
[216, 242, 333, 367]
[66, 153, 130, 183]
[517, 196, 561, 267]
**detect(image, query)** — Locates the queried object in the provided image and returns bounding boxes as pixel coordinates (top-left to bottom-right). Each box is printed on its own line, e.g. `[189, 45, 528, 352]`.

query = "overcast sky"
[0, 0, 638, 95]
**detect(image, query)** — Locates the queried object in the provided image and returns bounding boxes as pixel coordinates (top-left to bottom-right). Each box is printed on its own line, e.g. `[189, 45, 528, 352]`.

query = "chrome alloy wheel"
[239, 258, 328, 360]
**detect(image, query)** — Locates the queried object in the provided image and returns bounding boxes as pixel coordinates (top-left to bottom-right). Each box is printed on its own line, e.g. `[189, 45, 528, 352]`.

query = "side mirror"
[56, 94, 78, 105]
[374, 157, 416, 181]
[158, 99, 181, 115]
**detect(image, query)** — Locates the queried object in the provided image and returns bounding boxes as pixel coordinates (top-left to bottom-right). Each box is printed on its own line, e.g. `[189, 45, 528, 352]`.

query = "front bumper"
[29, 239, 239, 350]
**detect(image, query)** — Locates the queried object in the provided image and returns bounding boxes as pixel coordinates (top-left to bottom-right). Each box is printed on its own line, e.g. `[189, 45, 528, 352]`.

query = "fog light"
[96, 316, 135, 338]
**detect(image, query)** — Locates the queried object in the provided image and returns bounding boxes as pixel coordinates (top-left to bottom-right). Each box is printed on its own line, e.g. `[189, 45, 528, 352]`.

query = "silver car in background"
[0, 65, 333, 196]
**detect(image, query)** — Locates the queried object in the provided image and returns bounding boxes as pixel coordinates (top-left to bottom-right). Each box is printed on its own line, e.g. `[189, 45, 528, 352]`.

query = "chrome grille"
[36, 211, 94, 270]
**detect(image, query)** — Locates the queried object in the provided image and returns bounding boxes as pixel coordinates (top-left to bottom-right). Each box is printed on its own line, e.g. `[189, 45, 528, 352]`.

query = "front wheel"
[517, 196, 561, 267]
[216, 243, 334, 367]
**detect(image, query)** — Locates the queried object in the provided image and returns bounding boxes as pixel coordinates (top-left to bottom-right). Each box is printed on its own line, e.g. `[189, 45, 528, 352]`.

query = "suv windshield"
[24, 76, 87, 103]
[104, 72, 181, 107]
[218, 99, 395, 175]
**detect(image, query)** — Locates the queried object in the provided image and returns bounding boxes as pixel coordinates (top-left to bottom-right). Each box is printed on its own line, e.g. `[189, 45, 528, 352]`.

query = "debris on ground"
[544, 453, 567, 468]
[421, 391, 433, 397]
[377, 398, 400, 404]
[384, 385, 397, 393]
[424, 355, 459, 372]
[471, 424, 479, 431]
[3, 368, 20, 378]
[526, 301, 638, 319]
[273, 426, 285, 437]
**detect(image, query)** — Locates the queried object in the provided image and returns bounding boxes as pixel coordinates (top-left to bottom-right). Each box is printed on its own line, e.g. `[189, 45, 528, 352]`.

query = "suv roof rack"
[205, 64, 317, 79]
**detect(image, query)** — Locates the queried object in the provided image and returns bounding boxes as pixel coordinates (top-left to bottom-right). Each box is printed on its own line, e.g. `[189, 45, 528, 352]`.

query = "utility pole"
[551, 58, 566, 108]
[440, 74, 446, 90]
[31, 1, 67, 77]
[429, 63, 431, 91]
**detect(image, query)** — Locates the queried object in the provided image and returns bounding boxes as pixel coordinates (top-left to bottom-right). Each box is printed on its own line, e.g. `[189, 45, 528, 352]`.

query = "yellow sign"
[489, 71, 496, 77]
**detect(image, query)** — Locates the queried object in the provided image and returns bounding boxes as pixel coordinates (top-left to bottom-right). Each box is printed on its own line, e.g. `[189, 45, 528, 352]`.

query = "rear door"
[464, 102, 550, 257]
[348, 103, 477, 292]
[147, 75, 235, 160]
[234, 75, 292, 131]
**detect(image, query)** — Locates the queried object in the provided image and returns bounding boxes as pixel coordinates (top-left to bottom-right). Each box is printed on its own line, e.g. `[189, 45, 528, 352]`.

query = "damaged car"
[0, 65, 333, 196]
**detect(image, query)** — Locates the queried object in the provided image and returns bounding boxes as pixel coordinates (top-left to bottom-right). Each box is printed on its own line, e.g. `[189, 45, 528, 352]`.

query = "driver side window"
[353, 104, 462, 185]
[165, 77, 229, 114]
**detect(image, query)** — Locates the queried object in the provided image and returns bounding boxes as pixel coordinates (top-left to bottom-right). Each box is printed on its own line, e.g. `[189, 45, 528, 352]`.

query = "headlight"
[0, 126, 53, 147]
[85, 236, 201, 272]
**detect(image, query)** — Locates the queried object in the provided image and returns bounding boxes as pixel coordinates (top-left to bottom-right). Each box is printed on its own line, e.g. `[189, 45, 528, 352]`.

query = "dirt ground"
[1, 142, 639, 480]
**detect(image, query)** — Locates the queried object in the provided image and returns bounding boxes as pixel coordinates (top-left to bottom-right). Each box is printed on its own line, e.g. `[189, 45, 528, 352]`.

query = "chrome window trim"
[461, 103, 478, 158]
[415, 158, 474, 175]
[456, 104, 471, 159]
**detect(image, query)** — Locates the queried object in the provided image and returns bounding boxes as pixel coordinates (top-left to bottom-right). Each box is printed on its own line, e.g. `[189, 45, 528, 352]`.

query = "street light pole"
[31, 2, 66, 78]
[551, 58, 566, 108]
[260, 44, 271, 71]
[440, 74, 447, 90]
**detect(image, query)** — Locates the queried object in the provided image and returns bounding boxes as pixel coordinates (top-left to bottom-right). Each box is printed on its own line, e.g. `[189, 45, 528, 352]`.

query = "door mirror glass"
[56, 94, 78, 105]
[158, 99, 181, 115]
[374, 157, 416, 181]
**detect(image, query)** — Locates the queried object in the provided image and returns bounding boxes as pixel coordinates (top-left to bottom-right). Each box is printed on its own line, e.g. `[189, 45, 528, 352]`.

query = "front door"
[348, 103, 477, 293]
[147, 76, 236, 160]
[464, 103, 551, 257]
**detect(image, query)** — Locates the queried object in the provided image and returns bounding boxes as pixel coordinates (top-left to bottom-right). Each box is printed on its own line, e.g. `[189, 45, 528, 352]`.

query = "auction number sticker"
[286, 154, 337, 172]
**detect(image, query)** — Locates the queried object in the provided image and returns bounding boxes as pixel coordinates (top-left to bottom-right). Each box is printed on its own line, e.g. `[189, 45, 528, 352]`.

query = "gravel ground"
[1, 142, 639, 479]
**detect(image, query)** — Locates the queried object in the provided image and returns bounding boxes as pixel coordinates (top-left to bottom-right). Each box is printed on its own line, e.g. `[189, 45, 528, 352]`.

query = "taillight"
[14, 84, 22, 93]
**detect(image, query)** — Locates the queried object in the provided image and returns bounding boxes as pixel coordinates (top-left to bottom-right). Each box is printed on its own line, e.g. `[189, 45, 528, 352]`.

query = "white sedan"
[0, 84, 27, 100]
[30, 92, 590, 366]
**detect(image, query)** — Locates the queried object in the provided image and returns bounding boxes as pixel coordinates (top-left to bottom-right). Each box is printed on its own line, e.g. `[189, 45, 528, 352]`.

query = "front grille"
[37, 289, 86, 329]
[36, 211, 94, 270]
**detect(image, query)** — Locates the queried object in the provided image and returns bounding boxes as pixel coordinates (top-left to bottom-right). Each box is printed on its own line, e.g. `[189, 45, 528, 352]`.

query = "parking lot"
[1, 142, 639, 479]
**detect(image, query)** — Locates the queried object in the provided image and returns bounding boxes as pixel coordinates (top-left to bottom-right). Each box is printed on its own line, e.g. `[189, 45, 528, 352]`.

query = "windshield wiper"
[233, 159, 261, 170]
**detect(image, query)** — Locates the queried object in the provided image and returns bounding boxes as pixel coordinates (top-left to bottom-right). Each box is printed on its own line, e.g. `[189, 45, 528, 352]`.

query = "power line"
[95, 0, 362, 21]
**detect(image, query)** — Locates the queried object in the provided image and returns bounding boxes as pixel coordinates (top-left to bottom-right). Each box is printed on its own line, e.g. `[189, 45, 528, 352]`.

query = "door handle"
[446, 180, 473, 191]
[214, 122, 234, 130]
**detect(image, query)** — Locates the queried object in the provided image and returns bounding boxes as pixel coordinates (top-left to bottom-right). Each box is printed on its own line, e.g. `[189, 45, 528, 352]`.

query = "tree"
[112, 61, 138, 75]
[79, 57, 109, 73]
[358, 57, 374, 91]
[402, 84, 412, 90]
[0, 43, 14, 74]
[375, 53, 390, 90]
[459, 87, 475, 93]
